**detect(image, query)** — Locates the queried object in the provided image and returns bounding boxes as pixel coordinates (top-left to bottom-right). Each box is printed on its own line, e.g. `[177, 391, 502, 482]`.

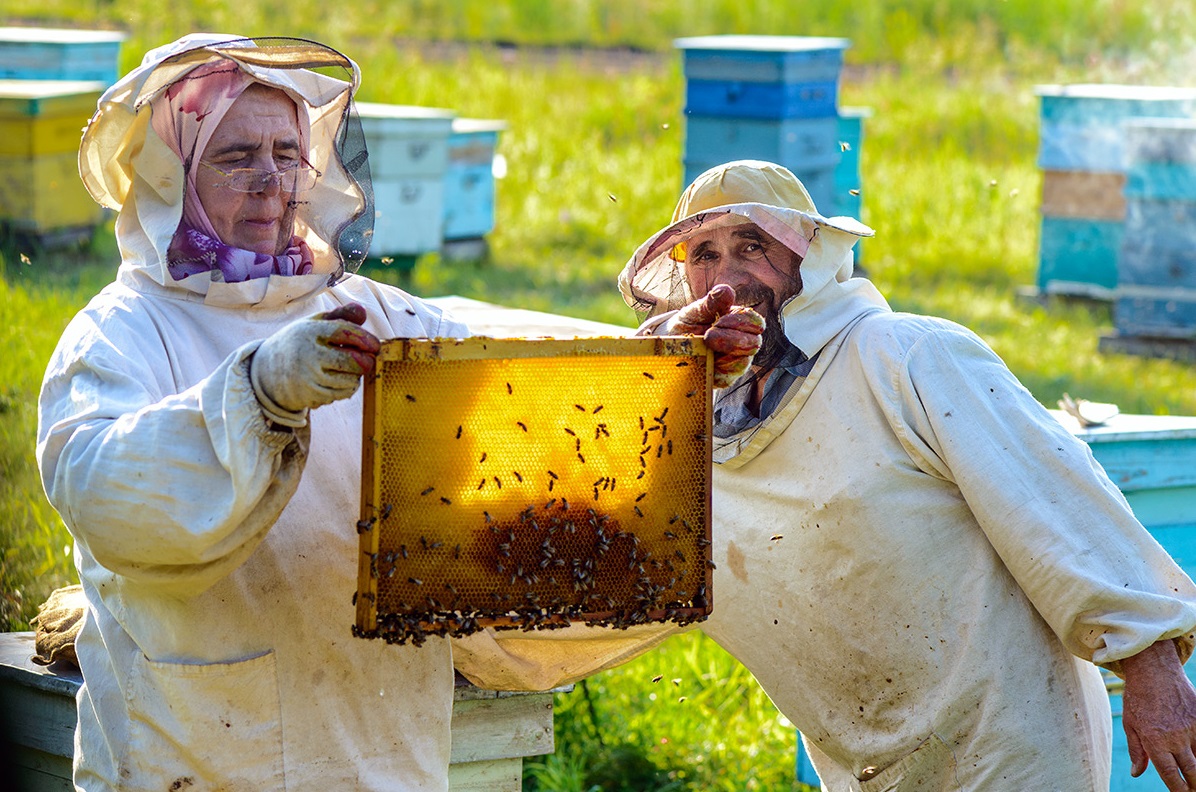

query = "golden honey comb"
[354, 336, 713, 646]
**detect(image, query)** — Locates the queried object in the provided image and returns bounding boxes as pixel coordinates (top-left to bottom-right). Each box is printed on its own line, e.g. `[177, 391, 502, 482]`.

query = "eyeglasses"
[199, 160, 321, 193]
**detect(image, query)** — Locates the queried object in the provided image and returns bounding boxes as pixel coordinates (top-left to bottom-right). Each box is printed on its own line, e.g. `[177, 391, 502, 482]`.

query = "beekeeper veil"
[619, 161, 889, 460]
[79, 34, 373, 305]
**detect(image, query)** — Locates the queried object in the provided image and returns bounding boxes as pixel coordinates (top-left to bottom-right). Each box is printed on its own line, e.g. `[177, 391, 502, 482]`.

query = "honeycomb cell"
[353, 337, 713, 646]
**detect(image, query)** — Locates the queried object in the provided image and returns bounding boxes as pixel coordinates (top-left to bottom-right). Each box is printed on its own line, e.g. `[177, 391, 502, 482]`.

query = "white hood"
[78, 34, 370, 307]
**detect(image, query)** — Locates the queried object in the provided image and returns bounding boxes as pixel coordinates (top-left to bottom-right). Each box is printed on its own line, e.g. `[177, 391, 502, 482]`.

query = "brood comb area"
[354, 336, 713, 646]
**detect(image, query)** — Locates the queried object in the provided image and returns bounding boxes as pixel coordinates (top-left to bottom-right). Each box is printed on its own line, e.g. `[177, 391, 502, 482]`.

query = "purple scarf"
[166, 223, 315, 282]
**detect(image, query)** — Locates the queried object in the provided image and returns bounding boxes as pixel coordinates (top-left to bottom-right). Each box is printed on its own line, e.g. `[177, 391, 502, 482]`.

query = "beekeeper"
[453, 160, 1196, 792]
[36, 34, 473, 791]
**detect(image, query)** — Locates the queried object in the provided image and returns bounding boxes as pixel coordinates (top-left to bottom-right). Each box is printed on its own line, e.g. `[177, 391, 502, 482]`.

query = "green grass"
[4, 3, 1196, 790]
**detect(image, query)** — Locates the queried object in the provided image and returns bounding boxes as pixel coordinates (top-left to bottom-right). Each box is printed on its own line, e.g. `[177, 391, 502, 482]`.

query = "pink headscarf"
[150, 60, 316, 282]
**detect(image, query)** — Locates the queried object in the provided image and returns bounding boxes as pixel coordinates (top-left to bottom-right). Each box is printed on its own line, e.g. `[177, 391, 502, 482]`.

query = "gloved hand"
[662, 284, 764, 388]
[250, 302, 381, 425]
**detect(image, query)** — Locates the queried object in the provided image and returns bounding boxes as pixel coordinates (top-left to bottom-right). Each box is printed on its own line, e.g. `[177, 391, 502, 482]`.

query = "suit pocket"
[123, 649, 285, 791]
[854, 733, 960, 792]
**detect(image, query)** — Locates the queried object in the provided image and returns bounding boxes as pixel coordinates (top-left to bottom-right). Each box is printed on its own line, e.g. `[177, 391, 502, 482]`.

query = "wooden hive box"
[356, 102, 456, 257]
[1035, 85, 1196, 300]
[1114, 118, 1196, 341]
[443, 118, 506, 245]
[0, 27, 124, 84]
[0, 79, 106, 241]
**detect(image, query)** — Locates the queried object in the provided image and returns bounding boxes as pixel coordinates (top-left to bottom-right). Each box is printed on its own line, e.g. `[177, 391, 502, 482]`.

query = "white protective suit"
[37, 36, 468, 791]
[454, 168, 1196, 791]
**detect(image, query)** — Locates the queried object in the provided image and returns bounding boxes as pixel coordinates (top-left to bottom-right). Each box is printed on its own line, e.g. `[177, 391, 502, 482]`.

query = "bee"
[686, 390, 697, 398]
[544, 498, 557, 510]
[506, 382, 513, 395]
[379, 503, 393, 521]
[356, 517, 376, 534]
[663, 530, 676, 539]
[668, 440, 673, 455]
[577, 453, 586, 464]
[428, 541, 443, 550]
[405, 394, 416, 402]
[455, 426, 463, 439]
[479, 452, 487, 463]
[445, 583, 458, 595]
[548, 470, 559, 480]
[639, 417, 645, 430]
[513, 471, 523, 483]
[564, 428, 576, 436]
[477, 478, 486, 490]
[400, 545, 409, 559]
[453, 544, 461, 559]
[409, 577, 423, 586]
[420, 486, 435, 496]
[635, 493, 646, 503]
[593, 405, 604, 414]
[494, 476, 502, 489]
[657, 445, 664, 458]
[548, 479, 555, 492]
[440, 497, 452, 505]
[634, 506, 644, 518]
[658, 407, 669, 420]
[642, 372, 655, 380]
[706, 560, 717, 570]
[637, 470, 645, 479]
[574, 404, 586, 412]
[516, 421, 528, 432]
[676, 361, 689, 367]
[484, 511, 493, 524]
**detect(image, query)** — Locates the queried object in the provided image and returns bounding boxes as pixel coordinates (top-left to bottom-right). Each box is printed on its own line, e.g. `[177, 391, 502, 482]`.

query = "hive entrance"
[354, 337, 713, 646]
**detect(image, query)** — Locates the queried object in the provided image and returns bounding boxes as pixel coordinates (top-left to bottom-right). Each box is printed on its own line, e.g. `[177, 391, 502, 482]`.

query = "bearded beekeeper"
[452, 160, 1196, 792]
[35, 34, 480, 791]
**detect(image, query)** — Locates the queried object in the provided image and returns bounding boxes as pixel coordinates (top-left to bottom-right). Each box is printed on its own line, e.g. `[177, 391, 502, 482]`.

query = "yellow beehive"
[355, 336, 713, 646]
[0, 79, 105, 235]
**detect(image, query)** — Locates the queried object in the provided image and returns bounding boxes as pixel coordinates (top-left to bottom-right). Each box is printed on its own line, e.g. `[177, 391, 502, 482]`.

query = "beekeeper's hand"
[250, 302, 381, 425]
[662, 284, 764, 388]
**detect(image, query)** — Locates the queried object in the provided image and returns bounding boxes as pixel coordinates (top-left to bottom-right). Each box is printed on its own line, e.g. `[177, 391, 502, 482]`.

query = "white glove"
[249, 303, 380, 427]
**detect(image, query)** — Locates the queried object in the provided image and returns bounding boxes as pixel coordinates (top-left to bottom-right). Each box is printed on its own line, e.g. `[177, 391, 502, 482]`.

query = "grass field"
[4, 2, 1196, 789]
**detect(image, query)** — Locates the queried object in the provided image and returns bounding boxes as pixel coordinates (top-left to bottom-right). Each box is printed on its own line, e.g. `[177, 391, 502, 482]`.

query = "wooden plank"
[0, 677, 78, 758]
[449, 694, 554, 764]
[8, 744, 73, 786]
[1040, 170, 1126, 220]
[448, 757, 524, 792]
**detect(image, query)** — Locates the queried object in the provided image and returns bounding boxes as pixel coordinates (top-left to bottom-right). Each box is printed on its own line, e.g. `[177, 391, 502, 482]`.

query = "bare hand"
[664, 285, 764, 388]
[1122, 639, 1196, 791]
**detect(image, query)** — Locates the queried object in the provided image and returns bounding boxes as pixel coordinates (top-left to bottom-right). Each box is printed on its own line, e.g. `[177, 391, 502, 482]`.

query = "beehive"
[355, 336, 714, 646]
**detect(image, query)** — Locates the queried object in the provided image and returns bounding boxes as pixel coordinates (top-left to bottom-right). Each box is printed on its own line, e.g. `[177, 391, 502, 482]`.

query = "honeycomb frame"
[354, 336, 713, 646]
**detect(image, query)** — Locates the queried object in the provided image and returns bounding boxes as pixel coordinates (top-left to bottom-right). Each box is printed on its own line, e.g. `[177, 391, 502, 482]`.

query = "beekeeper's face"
[683, 223, 803, 315]
[195, 84, 302, 255]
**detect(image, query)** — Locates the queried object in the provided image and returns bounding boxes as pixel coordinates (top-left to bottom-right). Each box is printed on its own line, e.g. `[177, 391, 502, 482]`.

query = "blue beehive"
[676, 36, 849, 207]
[1035, 85, 1196, 298]
[356, 102, 456, 259]
[443, 118, 506, 244]
[1115, 118, 1196, 340]
[0, 27, 125, 84]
